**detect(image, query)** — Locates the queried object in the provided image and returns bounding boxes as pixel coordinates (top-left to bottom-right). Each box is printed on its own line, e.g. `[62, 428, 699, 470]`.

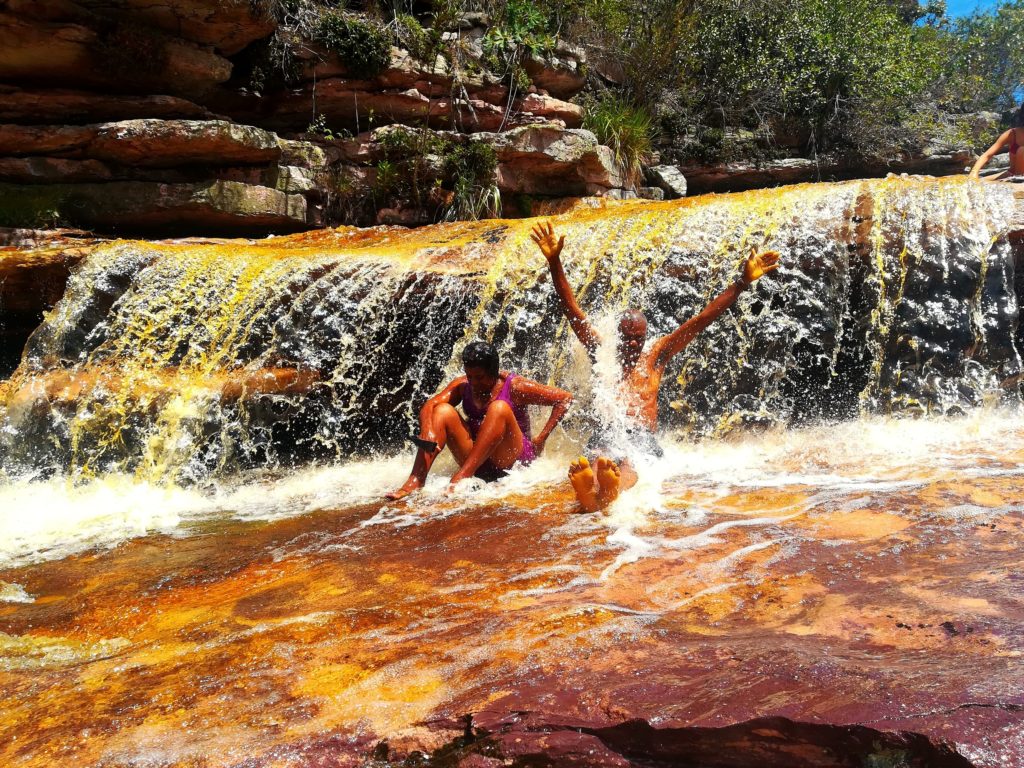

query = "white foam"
[2, 409, 1023, 570]
[0, 582, 34, 603]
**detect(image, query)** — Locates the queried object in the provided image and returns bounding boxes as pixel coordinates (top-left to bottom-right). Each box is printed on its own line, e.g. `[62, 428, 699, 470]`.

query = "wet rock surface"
[1, 426, 1023, 767]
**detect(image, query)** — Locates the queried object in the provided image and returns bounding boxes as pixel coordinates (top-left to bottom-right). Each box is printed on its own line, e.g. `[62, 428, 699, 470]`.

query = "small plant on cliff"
[394, 13, 442, 64]
[583, 93, 655, 189]
[481, 0, 554, 91]
[372, 127, 499, 221]
[312, 11, 394, 79]
[245, 28, 303, 93]
[444, 141, 501, 220]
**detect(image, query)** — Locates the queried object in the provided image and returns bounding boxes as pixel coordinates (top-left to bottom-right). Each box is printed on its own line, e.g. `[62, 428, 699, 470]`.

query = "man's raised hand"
[743, 249, 781, 284]
[530, 221, 565, 263]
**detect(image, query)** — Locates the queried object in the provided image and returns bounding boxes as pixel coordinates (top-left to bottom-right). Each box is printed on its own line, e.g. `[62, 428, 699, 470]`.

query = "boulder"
[0, 157, 114, 183]
[479, 123, 625, 195]
[645, 164, 688, 198]
[68, 0, 276, 55]
[517, 93, 583, 127]
[522, 50, 587, 100]
[85, 120, 281, 167]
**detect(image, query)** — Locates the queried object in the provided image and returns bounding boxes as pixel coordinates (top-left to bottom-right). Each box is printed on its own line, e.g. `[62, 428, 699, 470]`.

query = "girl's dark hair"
[1014, 105, 1024, 128]
[462, 340, 499, 377]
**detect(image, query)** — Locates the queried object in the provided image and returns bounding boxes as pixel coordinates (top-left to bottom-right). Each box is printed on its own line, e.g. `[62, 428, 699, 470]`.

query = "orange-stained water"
[2, 414, 1023, 766]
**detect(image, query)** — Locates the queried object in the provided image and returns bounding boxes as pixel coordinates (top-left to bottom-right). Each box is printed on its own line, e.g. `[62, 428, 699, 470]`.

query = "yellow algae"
[290, 662, 450, 737]
[711, 489, 812, 517]
[737, 574, 830, 629]
[293, 662, 373, 698]
[377, 573, 399, 585]
[529, 606, 618, 637]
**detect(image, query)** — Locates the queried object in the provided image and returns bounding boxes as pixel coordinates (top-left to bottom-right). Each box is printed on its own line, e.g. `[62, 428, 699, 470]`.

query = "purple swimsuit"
[460, 373, 536, 476]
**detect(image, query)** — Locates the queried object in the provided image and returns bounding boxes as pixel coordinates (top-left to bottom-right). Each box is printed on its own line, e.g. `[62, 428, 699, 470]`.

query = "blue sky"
[945, 0, 999, 15]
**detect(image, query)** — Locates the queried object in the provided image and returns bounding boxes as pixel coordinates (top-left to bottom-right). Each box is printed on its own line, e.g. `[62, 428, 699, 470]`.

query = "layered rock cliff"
[0, 0, 996, 237]
[0, 0, 642, 234]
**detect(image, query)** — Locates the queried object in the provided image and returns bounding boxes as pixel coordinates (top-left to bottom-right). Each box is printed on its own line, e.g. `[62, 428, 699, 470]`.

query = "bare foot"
[386, 477, 422, 500]
[595, 457, 621, 506]
[568, 456, 601, 513]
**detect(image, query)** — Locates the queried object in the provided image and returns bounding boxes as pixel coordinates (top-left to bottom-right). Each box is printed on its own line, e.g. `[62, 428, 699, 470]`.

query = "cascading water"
[0, 177, 1018, 484]
[3, 177, 1024, 768]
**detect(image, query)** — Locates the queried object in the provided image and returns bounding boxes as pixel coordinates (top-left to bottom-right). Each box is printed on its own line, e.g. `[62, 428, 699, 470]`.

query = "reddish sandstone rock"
[481, 123, 625, 195]
[0, 180, 308, 234]
[68, 0, 276, 55]
[0, 120, 280, 167]
[522, 46, 587, 100]
[0, 11, 232, 97]
[0, 86, 216, 125]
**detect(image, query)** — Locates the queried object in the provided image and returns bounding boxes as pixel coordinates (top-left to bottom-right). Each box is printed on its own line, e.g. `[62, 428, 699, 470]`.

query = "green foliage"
[583, 94, 655, 186]
[373, 128, 499, 220]
[531, 0, 1023, 162]
[941, 2, 1024, 112]
[481, 0, 556, 90]
[445, 141, 500, 220]
[312, 11, 394, 79]
[0, 187, 68, 229]
[395, 13, 441, 63]
[245, 29, 303, 93]
[675, 0, 942, 154]
[307, 113, 353, 140]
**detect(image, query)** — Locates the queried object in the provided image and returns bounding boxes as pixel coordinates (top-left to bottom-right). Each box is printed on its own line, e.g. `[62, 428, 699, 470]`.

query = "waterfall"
[0, 177, 1017, 482]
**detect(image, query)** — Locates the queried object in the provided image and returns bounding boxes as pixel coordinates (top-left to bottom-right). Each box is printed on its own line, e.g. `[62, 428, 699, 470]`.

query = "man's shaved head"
[617, 309, 648, 369]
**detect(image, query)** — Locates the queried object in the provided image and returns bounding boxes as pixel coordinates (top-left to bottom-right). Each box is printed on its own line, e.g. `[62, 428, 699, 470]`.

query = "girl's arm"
[512, 376, 573, 455]
[969, 130, 1013, 180]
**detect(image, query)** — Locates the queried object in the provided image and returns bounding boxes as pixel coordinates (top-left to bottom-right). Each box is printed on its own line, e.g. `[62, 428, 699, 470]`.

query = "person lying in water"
[530, 221, 780, 512]
[969, 104, 1024, 181]
[387, 340, 573, 500]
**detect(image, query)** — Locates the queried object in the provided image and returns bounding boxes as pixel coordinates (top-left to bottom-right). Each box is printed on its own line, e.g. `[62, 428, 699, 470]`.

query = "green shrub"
[372, 128, 499, 221]
[583, 94, 655, 187]
[245, 29, 303, 93]
[312, 11, 394, 79]
[445, 141, 500, 220]
[395, 13, 440, 63]
[481, 0, 555, 89]
[941, 2, 1024, 113]
[0, 187, 68, 228]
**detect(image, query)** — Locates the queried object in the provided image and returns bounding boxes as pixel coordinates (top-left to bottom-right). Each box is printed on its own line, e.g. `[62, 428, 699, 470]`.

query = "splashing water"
[2, 177, 1018, 485]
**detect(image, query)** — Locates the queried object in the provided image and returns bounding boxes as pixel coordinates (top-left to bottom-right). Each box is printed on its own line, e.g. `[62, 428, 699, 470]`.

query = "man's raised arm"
[650, 250, 780, 369]
[530, 222, 601, 356]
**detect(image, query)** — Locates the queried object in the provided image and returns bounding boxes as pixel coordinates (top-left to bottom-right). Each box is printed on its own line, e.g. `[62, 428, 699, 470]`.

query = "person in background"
[386, 340, 573, 500]
[531, 221, 780, 512]
[969, 105, 1024, 181]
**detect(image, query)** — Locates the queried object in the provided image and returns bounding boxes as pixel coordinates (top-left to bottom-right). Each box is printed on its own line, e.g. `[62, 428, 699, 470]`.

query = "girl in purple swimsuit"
[387, 341, 573, 499]
[970, 105, 1024, 181]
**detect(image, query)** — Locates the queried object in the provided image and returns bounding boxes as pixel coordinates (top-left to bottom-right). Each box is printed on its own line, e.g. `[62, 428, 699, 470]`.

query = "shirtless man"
[530, 221, 780, 512]
[387, 340, 573, 499]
